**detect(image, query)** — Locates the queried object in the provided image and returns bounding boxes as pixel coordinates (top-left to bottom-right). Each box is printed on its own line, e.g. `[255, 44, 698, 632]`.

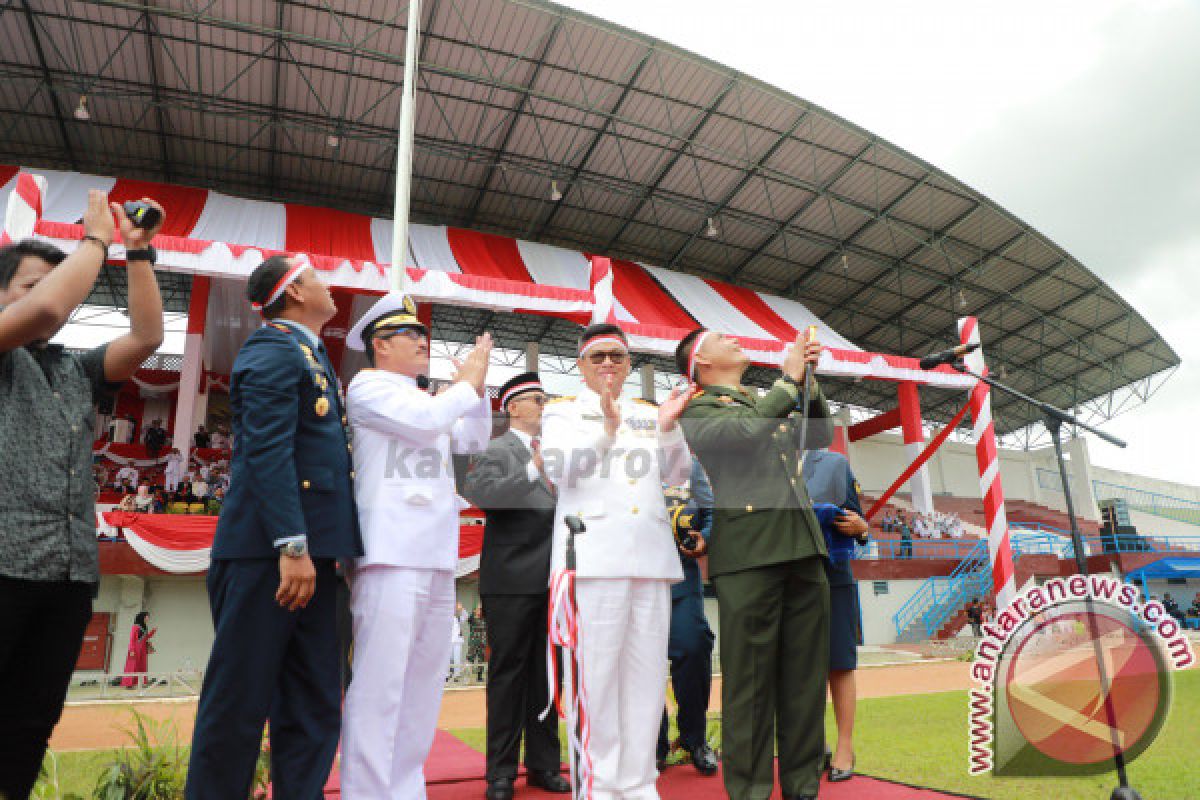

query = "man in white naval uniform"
[340, 291, 493, 799]
[541, 323, 692, 800]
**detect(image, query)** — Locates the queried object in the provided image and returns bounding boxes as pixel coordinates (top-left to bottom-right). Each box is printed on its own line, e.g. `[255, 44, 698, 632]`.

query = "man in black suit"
[462, 372, 570, 800]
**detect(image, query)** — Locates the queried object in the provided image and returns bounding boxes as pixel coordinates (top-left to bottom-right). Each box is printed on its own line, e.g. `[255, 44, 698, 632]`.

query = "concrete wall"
[92, 574, 213, 676]
[857, 578, 926, 646]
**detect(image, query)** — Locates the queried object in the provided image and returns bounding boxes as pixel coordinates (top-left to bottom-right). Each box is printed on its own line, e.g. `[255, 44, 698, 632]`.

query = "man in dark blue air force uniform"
[658, 458, 720, 776]
[186, 255, 363, 800]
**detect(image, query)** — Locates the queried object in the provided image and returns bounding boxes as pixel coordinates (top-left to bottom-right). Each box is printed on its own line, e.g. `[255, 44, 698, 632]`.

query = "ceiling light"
[704, 217, 719, 238]
[73, 95, 90, 122]
[549, 180, 563, 202]
[326, 133, 341, 148]
[957, 288, 967, 309]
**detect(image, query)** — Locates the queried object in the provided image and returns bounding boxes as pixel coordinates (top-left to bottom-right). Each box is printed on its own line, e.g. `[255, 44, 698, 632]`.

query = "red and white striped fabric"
[100, 510, 487, 576]
[1, 172, 44, 246]
[958, 316, 1016, 607]
[2, 165, 973, 389]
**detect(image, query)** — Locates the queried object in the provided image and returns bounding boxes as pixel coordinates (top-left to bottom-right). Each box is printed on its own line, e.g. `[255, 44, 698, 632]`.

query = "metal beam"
[266, 0, 286, 193]
[463, 16, 563, 229]
[532, 47, 652, 239]
[726, 141, 877, 282]
[664, 109, 809, 269]
[17, 0, 78, 171]
[601, 78, 737, 252]
[140, 2, 172, 182]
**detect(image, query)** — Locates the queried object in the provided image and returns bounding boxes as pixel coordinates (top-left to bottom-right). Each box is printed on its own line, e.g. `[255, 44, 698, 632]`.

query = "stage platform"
[311, 730, 981, 799]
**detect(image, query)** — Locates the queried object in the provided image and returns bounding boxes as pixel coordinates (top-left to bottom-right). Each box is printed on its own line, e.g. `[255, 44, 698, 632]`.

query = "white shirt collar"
[509, 427, 534, 450]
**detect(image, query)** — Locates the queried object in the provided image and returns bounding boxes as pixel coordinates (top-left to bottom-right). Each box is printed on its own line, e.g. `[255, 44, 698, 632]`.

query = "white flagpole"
[390, 0, 422, 291]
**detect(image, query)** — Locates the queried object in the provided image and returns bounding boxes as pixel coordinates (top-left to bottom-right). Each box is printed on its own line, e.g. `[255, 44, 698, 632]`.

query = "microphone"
[564, 514, 586, 536]
[918, 342, 979, 370]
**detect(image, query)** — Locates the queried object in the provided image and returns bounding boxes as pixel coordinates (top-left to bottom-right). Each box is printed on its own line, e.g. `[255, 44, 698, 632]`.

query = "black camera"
[122, 201, 162, 230]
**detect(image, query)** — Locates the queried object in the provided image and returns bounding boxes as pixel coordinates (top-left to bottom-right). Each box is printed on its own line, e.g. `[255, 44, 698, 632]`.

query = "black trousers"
[480, 593, 561, 781]
[186, 559, 341, 800]
[657, 590, 715, 759]
[0, 577, 93, 800]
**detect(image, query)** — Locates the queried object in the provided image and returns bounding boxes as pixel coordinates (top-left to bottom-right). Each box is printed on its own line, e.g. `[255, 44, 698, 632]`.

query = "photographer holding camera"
[0, 191, 164, 800]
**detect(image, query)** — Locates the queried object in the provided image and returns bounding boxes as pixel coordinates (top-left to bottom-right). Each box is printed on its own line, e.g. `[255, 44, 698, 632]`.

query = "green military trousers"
[712, 556, 830, 800]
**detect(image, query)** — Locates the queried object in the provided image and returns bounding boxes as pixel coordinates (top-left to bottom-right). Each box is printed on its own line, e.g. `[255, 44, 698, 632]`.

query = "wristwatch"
[124, 245, 158, 265]
[280, 539, 308, 559]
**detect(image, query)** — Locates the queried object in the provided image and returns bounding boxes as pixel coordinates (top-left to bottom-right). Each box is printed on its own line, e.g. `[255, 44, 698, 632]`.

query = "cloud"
[560, 0, 1198, 486]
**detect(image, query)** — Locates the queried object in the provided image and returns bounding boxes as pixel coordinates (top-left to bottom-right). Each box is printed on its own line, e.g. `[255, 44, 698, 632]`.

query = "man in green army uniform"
[674, 328, 830, 800]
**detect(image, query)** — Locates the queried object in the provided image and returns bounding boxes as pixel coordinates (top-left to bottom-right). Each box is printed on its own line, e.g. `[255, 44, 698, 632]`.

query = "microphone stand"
[950, 361, 1140, 800]
[563, 514, 586, 796]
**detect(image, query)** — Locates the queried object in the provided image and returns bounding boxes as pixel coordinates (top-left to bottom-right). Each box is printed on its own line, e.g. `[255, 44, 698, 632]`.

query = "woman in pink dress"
[120, 612, 156, 688]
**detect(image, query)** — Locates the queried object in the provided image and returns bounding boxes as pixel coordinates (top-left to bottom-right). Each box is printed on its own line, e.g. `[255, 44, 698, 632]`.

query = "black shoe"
[688, 743, 719, 776]
[485, 777, 514, 800]
[527, 770, 572, 793]
[829, 754, 856, 783]
[823, 749, 832, 772]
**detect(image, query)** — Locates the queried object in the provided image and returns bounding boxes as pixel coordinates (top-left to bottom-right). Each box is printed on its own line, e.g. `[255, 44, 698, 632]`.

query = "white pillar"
[1067, 435, 1101, 522]
[173, 277, 210, 466]
[897, 381, 934, 514]
[640, 363, 655, 402]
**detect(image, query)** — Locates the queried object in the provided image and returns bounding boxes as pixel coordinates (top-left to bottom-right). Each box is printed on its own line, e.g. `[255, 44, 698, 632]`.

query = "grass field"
[40, 669, 1199, 799]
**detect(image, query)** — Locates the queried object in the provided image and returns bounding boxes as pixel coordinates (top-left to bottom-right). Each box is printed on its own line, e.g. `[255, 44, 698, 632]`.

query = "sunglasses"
[585, 350, 629, 365]
[376, 328, 426, 343]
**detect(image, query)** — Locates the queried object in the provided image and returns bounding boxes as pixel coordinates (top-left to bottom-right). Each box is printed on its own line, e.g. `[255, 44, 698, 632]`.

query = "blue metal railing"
[887, 527, 1200, 640]
[1093, 480, 1200, 527]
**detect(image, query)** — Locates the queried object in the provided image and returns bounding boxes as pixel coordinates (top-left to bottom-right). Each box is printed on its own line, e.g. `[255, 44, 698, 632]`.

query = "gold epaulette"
[546, 395, 575, 405]
[689, 387, 705, 400]
[633, 397, 657, 406]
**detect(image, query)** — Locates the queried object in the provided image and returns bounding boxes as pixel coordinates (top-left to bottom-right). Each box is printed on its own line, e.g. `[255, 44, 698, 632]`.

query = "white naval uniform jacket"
[346, 370, 492, 571]
[542, 387, 689, 582]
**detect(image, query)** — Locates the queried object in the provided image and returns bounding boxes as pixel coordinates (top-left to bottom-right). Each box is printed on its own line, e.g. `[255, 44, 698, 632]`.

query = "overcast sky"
[553, 0, 1200, 486]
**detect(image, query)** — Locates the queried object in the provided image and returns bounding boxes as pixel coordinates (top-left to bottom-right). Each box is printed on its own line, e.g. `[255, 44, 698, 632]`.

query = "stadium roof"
[0, 0, 1179, 439]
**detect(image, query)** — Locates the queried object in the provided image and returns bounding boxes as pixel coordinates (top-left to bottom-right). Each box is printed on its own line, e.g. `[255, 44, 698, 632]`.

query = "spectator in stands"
[115, 463, 140, 488]
[0, 193, 166, 800]
[1163, 593, 1184, 621]
[164, 446, 185, 492]
[134, 482, 153, 513]
[206, 487, 225, 516]
[152, 489, 167, 514]
[118, 489, 138, 512]
[143, 419, 167, 460]
[899, 518, 913, 559]
[191, 474, 210, 500]
[210, 426, 229, 450]
[194, 424, 211, 449]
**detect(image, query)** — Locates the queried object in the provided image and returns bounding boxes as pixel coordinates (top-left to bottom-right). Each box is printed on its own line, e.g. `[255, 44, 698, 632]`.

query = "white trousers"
[342, 566, 455, 799]
[575, 577, 672, 800]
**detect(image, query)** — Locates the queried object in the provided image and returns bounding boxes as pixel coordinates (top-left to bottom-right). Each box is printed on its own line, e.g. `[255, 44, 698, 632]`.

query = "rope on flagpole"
[542, 568, 593, 799]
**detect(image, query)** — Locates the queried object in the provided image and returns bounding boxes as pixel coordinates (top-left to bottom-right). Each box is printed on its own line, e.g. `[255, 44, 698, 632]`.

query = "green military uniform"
[680, 377, 831, 800]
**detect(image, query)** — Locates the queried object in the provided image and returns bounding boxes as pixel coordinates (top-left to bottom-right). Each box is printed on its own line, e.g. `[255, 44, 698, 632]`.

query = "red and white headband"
[579, 335, 628, 358]
[686, 330, 714, 382]
[500, 381, 542, 408]
[250, 261, 311, 312]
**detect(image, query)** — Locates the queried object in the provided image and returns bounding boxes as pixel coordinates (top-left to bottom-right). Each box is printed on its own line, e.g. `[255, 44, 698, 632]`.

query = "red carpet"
[313, 731, 980, 799]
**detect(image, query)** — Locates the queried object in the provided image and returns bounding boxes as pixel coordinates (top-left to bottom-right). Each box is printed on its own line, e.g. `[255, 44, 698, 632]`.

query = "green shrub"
[90, 712, 186, 800]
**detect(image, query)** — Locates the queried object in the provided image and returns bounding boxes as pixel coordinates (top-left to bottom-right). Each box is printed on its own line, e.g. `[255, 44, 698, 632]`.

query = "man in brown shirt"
[0, 190, 164, 800]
